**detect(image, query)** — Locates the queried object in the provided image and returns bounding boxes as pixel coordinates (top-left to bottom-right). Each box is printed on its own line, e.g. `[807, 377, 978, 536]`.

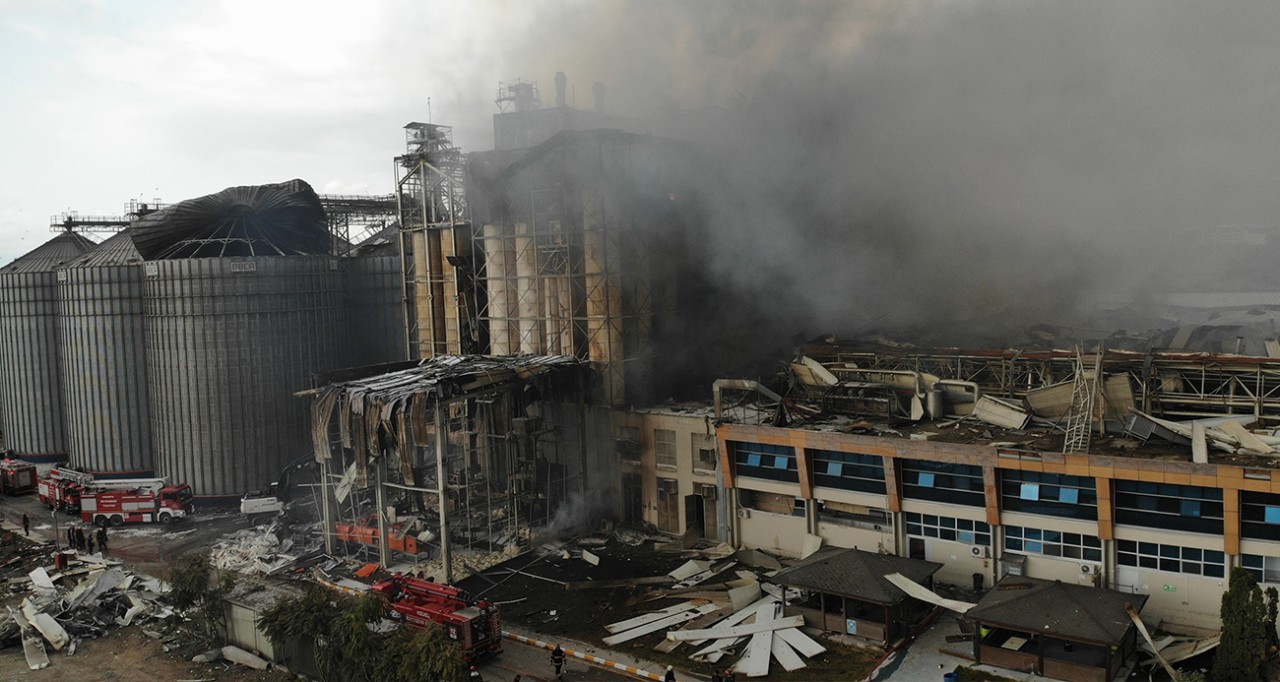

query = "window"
[1113, 481, 1223, 534]
[1116, 539, 1224, 577]
[730, 441, 799, 483]
[740, 489, 803, 516]
[999, 470, 1097, 520]
[1242, 554, 1280, 584]
[1005, 525, 1102, 562]
[655, 429, 677, 468]
[818, 500, 891, 530]
[692, 434, 717, 471]
[901, 460, 985, 507]
[810, 449, 887, 494]
[1242, 491, 1280, 541]
[617, 426, 641, 462]
[905, 512, 990, 546]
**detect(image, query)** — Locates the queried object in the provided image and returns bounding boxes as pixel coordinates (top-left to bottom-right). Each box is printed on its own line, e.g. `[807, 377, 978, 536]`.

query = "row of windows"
[905, 512, 991, 546]
[1005, 525, 1103, 562]
[1117, 540, 1225, 578]
[731, 441, 799, 483]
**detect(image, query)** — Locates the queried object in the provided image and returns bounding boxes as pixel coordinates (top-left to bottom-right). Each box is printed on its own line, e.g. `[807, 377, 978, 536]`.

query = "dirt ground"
[455, 541, 881, 681]
[0, 625, 291, 681]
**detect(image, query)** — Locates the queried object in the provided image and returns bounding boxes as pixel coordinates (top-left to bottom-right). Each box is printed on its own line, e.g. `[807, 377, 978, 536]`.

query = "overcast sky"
[0, 0, 541, 264]
[5, 0, 1280, 338]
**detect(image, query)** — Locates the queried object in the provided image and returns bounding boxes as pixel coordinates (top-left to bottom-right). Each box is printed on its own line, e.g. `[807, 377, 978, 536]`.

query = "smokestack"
[554, 71, 567, 108]
[592, 81, 605, 113]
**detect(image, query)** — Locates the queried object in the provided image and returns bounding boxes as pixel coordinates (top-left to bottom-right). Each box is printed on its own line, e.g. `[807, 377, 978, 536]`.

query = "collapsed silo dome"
[130, 179, 330, 259]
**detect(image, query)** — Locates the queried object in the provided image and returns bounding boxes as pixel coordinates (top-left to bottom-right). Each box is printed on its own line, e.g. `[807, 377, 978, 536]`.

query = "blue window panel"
[958, 531, 975, 544]
[1059, 488, 1079, 504]
[745, 454, 761, 467]
[1020, 483, 1040, 501]
[1266, 507, 1280, 524]
[1205, 550, 1225, 565]
[773, 456, 789, 470]
[1027, 541, 1043, 554]
[825, 461, 842, 477]
[1181, 500, 1201, 518]
[918, 472, 935, 488]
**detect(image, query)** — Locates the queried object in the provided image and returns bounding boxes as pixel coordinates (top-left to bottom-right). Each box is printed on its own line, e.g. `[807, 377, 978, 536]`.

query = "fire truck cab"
[370, 574, 503, 664]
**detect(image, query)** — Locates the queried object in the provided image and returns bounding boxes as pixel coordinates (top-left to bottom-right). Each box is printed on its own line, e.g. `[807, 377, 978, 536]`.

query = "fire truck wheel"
[110, 515, 124, 527]
[95, 515, 109, 528]
[159, 512, 173, 524]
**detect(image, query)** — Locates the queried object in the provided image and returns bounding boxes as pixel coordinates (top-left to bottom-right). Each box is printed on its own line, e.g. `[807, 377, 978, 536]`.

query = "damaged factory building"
[10, 67, 1280, 682]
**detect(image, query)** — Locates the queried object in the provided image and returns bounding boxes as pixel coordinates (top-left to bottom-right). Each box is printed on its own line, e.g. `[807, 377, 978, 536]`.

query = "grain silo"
[0, 230, 95, 462]
[57, 229, 153, 475]
[345, 224, 409, 367]
[134, 180, 343, 501]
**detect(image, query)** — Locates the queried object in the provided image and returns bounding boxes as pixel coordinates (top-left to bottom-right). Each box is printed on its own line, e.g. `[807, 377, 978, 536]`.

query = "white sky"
[0, 0, 535, 264]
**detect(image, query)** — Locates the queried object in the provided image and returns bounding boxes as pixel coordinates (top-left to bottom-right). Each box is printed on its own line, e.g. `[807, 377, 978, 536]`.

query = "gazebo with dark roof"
[965, 576, 1148, 682]
[773, 547, 943, 645]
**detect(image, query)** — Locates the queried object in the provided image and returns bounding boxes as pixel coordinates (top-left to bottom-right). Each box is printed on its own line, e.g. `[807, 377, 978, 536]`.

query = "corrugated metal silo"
[144, 255, 343, 500]
[57, 229, 153, 475]
[0, 231, 95, 461]
[346, 225, 408, 367]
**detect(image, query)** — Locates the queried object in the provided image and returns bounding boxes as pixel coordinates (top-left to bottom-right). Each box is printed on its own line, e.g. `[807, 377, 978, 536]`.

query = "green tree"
[1266, 586, 1279, 657]
[1213, 567, 1267, 681]
[258, 587, 463, 682]
[166, 553, 233, 645]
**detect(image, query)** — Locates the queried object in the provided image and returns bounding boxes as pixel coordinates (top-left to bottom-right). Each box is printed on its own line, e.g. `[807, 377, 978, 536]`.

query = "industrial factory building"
[10, 70, 1280, 680]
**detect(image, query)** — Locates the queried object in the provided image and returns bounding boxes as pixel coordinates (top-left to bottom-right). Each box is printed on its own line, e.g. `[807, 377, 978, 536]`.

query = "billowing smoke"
[485, 1, 1280, 345]
[535, 488, 609, 541]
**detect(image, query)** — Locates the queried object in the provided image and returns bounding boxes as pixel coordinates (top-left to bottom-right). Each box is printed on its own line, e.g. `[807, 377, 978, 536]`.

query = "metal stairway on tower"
[1063, 349, 1102, 454]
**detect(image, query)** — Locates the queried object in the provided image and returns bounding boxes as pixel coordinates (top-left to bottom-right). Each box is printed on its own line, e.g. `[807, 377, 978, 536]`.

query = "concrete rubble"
[0, 547, 178, 671]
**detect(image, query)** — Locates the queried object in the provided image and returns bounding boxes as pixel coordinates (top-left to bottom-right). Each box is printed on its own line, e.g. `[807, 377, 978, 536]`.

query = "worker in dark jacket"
[551, 644, 566, 678]
[664, 665, 677, 682]
[21, 513, 29, 537]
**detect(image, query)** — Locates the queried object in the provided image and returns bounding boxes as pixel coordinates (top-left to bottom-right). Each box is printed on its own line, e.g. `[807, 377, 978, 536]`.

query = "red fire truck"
[80, 483, 194, 527]
[370, 574, 503, 663]
[0, 459, 37, 495]
[37, 467, 96, 512]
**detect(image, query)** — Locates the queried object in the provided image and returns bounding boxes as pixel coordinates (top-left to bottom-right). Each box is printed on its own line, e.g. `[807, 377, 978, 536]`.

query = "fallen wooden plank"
[653, 606, 733, 654]
[884, 572, 976, 613]
[669, 559, 712, 581]
[686, 596, 778, 646]
[736, 630, 772, 678]
[603, 604, 719, 646]
[674, 560, 739, 589]
[564, 575, 674, 590]
[667, 615, 804, 641]
[770, 632, 806, 672]
[606, 600, 708, 634]
[776, 627, 826, 657]
[729, 583, 762, 611]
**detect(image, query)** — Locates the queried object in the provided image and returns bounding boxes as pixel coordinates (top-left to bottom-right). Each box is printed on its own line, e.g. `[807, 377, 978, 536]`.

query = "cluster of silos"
[0, 179, 408, 503]
[0, 231, 95, 460]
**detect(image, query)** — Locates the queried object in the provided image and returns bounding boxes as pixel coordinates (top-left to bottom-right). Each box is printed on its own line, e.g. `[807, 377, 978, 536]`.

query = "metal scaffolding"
[304, 355, 591, 582]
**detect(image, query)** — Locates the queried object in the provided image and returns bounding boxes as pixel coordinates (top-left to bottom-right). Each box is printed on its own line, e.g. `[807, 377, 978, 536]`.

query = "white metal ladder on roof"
[1062, 349, 1102, 455]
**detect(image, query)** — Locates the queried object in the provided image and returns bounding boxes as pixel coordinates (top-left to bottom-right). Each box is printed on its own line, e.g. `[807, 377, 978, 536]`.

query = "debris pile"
[598, 547, 827, 678]
[0, 551, 174, 671]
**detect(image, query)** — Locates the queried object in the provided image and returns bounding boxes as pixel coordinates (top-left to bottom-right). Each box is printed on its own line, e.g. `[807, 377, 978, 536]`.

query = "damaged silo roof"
[130, 179, 330, 259]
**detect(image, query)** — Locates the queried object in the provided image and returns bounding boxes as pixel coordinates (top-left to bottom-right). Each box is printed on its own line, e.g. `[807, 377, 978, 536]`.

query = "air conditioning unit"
[698, 484, 718, 501]
[1081, 564, 1099, 575]
[737, 507, 751, 519]
[970, 545, 989, 558]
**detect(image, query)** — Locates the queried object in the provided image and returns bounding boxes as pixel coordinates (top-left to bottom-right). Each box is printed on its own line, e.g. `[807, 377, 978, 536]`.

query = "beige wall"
[739, 508, 809, 556]
[619, 408, 722, 539]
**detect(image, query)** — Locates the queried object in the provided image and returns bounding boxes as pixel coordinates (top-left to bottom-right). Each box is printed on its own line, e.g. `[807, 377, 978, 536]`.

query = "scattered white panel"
[606, 600, 706, 634]
[603, 604, 718, 646]
[776, 627, 826, 658]
[770, 632, 806, 671]
[666, 615, 804, 641]
[736, 631, 772, 678]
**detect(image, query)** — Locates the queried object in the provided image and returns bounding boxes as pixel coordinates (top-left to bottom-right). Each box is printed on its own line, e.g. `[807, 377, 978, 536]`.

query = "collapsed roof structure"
[304, 354, 597, 581]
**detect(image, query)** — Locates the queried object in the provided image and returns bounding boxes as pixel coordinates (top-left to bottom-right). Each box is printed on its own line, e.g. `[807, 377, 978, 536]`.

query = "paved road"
[0, 489, 252, 573]
[476, 638, 634, 682]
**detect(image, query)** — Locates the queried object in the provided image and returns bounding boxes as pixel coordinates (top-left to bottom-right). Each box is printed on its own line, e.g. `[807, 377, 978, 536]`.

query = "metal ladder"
[1063, 349, 1102, 454]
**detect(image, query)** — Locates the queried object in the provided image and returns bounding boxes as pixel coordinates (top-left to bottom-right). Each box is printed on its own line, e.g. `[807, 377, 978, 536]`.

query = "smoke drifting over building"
[481, 1, 1280, 344]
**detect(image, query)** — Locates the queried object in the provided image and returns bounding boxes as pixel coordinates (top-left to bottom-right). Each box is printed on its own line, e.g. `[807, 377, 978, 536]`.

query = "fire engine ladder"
[1062, 349, 1102, 455]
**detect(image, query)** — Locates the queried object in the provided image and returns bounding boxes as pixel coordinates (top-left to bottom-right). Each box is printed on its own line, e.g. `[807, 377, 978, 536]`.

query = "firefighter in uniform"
[551, 644, 566, 678]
